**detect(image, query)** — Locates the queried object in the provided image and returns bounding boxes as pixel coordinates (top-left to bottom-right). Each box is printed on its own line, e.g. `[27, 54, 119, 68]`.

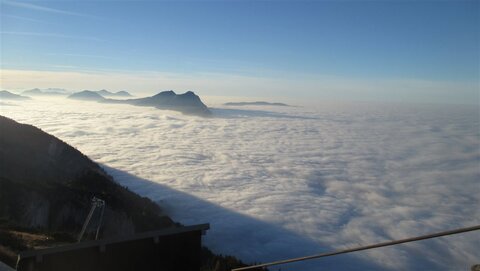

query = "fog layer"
[2, 97, 478, 270]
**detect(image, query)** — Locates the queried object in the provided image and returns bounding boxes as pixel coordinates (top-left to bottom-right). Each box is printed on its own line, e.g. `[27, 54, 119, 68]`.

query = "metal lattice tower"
[77, 197, 106, 242]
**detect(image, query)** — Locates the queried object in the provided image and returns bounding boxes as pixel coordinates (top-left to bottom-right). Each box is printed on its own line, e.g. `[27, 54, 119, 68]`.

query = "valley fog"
[2, 97, 479, 270]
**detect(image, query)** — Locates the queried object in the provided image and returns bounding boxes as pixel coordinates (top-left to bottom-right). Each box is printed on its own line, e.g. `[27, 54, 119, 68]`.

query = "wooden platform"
[17, 224, 209, 271]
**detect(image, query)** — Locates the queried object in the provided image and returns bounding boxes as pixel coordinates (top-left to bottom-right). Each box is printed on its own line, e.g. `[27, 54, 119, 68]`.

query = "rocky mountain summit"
[104, 90, 211, 116]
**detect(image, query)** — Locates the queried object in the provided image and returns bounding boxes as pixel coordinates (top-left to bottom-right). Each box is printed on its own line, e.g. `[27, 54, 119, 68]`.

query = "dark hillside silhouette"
[0, 116, 175, 265]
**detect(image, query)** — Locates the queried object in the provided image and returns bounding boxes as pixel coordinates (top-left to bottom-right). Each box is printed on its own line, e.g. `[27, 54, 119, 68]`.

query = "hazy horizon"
[4, 87, 480, 108]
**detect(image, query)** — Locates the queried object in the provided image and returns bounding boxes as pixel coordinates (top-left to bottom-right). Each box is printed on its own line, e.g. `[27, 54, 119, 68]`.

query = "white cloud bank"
[1, 97, 479, 270]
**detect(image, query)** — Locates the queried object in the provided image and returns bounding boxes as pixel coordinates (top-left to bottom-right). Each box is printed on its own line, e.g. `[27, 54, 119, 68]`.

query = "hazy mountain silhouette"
[68, 90, 106, 101]
[224, 101, 289, 106]
[22, 88, 68, 96]
[96, 89, 132, 97]
[0, 90, 30, 100]
[102, 90, 211, 116]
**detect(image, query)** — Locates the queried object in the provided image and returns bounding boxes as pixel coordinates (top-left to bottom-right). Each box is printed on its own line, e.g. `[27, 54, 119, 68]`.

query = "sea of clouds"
[1, 96, 479, 270]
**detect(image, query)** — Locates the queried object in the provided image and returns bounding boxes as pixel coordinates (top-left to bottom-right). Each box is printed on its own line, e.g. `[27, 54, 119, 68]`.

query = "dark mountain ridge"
[102, 90, 211, 116]
[67, 90, 210, 116]
[0, 115, 175, 237]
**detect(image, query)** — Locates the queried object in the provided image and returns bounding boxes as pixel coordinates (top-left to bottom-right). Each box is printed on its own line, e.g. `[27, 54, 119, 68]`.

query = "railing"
[232, 224, 480, 271]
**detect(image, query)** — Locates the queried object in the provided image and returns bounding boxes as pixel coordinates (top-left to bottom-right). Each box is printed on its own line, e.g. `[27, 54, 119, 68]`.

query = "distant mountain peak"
[22, 88, 68, 96]
[0, 90, 31, 100]
[116, 90, 132, 96]
[103, 90, 211, 116]
[95, 89, 132, 97]
[68, 90, 105, 101]
[66, 89, 209, 116]
[153, 90, 176, 97]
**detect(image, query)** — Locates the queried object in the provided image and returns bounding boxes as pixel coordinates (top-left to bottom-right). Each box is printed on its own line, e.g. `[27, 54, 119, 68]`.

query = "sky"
[0, 0, 479, 103]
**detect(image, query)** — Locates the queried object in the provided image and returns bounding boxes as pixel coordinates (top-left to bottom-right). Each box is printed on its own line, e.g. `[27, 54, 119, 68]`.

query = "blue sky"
[1, 0, 479, 103]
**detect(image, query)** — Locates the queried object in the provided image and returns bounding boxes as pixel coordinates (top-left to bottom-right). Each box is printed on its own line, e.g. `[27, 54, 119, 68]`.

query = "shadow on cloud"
[102, 165, 381, 271]
[210, 108, 317, 120]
